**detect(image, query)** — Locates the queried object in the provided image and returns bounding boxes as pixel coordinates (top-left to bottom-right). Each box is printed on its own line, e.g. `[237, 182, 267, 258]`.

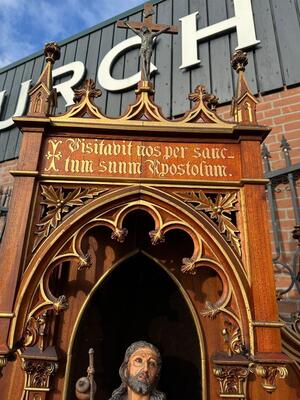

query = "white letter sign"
[0, 80, 31, 130]
[53, 61, 85, 106]
[179, 0, 260, 68]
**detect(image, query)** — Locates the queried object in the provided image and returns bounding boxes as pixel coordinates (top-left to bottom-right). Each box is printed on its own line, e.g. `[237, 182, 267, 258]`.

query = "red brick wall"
[0, 159, 17, 240]
[218, 87, 300, 314]
[0, 159, 17, 187]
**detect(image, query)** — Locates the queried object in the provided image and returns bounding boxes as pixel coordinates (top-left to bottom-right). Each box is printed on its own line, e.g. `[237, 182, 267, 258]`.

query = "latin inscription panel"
[41, 137, 241, 181]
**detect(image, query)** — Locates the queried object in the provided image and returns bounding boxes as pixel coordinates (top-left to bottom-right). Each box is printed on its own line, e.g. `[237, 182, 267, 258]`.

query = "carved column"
[240, 139, 282, 352]
[0, 127, 45, 357]
[249, 355, 289, 394]
[0, 42, 60, 364]
[21, 346, 58, 400]
[212, 354, 250, 400]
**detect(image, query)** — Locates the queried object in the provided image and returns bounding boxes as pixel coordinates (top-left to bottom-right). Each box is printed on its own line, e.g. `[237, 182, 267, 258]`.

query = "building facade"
[0, 0, 299, 398]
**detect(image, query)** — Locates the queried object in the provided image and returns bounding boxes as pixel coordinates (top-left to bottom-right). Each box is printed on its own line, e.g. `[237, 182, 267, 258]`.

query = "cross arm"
[117, 20, 178, 34]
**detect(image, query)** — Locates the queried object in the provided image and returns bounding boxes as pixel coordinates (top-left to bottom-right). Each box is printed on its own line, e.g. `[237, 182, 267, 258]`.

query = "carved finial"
[73, 79, 102, 103]
[231, 50, 248, 72]
[27, 42, 61, 117]
[44, 42, 61, 64]
[188, 85, 219, 111]
[188, 85, 207, 103]
[231, 50, 258, 125]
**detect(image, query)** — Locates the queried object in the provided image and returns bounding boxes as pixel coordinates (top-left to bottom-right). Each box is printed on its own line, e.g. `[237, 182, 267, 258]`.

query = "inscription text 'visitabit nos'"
[41, 138, 241, 181]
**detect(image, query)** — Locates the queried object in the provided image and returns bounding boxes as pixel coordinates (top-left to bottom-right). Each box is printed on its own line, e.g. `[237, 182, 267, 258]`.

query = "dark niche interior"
[67, 252, 202, 400]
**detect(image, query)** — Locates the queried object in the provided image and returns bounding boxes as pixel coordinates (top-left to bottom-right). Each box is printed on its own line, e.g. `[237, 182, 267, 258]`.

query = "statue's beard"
[126, 372, 153, 395]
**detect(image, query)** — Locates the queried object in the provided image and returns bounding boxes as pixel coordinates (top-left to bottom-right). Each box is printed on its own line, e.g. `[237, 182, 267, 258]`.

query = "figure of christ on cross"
[124, 22, 169, 81]
[117, 3, 178, 82]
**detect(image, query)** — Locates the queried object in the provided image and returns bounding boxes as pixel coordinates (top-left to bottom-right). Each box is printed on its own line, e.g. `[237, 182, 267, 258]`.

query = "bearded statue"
[109, 341, 166, 400]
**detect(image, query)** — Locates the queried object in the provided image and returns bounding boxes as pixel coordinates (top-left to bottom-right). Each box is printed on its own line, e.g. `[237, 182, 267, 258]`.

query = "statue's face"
[126, 347, 158, 395]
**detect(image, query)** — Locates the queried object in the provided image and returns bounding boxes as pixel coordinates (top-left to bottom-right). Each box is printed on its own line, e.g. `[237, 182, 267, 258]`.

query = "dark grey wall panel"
[0, 68, 17, 161]
[75, 35, 89, 65]
[251, 0, 282, 92]
[53, 46, 67, 111]
[0, 72, 7, 90]
[7, 60, 35, 161]
[1, 0, 300, 163]
[154, 0, 172, 117]
[85, 31, 102, 83]
[190, 0, 211, 95]
[208, 0, 233, 103]
[95, 24, 114, 111]
[23, 60, 35, 81]
[53, 43, 76, 113]
[271, 0, 300, 85]
[31, 56, 45, 84]
[106, 21, 127, 117]
[64, 41, 78, 65]
[172, 0, 190, 116]
[120, 12, 143, 114]
[4, 65, 26, 160]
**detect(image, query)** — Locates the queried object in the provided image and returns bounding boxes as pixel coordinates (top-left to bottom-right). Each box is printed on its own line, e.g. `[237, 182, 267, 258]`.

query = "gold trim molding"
[10, 170, 39, 177]
[0, 312, 15, 318]
[252, 321, 285, 328]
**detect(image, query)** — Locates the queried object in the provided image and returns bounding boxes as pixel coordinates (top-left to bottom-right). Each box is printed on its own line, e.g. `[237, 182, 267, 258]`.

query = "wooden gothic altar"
[0, 42, 295, 399]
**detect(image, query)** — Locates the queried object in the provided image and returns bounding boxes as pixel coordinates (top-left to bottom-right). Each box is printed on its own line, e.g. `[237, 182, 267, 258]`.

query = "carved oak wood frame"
[8, 183, 254, 399]
[0, 47, 290, 399]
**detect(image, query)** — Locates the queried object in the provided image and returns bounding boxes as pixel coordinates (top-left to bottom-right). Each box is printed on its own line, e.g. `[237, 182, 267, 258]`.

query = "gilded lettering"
[67, 138, 133, 156]
[220, 148, 228, 159]
[67, 138, 81, 153]
[98, 160, 141, 175]
[99, 160, 107, 173]
[137, 145, 161, 157]
[193, 146, 230, 160]
[45, 139, 62, 172]
[163, 145, 187, 160]
[145, 159, 229, 178]
[64, 157, 93, 173]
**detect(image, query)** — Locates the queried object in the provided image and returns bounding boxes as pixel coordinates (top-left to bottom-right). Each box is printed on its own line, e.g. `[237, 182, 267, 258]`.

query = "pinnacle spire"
[27, 42, 60, 117]
[231, 50, 258, 125]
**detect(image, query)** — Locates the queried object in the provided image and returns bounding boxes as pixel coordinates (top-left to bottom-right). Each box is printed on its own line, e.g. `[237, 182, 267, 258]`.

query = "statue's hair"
[108, 341, 166, 400]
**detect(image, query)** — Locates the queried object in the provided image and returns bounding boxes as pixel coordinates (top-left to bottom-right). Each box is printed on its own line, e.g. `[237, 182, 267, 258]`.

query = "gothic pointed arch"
[64, 249, 206, 400]
[10, 184, 253, 362]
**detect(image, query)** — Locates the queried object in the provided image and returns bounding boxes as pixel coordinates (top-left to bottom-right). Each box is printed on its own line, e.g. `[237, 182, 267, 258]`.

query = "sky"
[0, 0, 144, 68]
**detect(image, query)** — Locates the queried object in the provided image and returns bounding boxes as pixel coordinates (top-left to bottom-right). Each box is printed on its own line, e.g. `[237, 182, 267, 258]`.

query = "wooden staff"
[88, 348, 95, 400]
[75, 348, 97, 400]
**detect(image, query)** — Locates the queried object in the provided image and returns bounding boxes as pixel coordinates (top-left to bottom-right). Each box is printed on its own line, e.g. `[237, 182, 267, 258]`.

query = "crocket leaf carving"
[33, 185, 106, 251]
[176, 191, 241, 255]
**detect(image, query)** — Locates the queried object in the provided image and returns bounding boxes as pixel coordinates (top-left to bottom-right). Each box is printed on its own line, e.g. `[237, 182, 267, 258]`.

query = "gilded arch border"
[9, 184, 254, 354]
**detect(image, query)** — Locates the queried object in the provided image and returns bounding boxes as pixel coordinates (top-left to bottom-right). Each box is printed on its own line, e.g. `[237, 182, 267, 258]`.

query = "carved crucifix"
[117, 2, 178, 81]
